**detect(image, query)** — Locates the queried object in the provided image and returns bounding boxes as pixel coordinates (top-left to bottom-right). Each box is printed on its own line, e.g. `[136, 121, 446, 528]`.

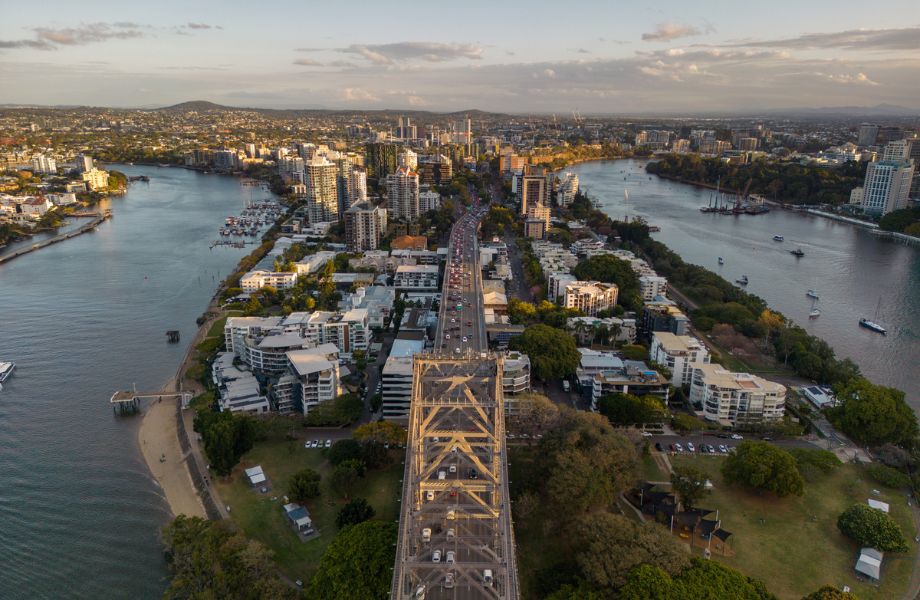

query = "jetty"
[110, 387, 194, 415]
[0, 210, 112, 265]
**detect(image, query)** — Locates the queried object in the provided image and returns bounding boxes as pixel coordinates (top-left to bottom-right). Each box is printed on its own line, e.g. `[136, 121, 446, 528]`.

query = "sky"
[1, 0, 919, 113]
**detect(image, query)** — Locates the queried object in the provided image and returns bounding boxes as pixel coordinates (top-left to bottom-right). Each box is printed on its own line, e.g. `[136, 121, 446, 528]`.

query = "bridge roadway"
[391, 200, 519, 600]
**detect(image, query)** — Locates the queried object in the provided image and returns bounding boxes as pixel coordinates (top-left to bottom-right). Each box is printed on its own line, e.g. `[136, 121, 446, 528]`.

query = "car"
[468, 469, 478, 479]
[445, 334, 450, 340]
[449, 464, 457, 473]
[655, 442, 663, 452]
[446, 550, 455, 564]
[718, 444, 728, 453]
[444, 573, 455, 589]
[432, 550, 441, 563]
[641, 431, 653, 438]
[455, 347, 461, 354]
[462, 336, 468, 342]
[304, 442, 311, 448]
[686, 442, 695, 452]
[717, 433, 730, 439]
[449, 489, 457, 497]
[426, 491, 435, 501]
[730, 434, 744, 440]
[668, 443, 675, 451]
[422, 528, 432, 542]
[674, 443, 683, 452]
[325, 439, 332, 448]
[446, 527, 455, 540]
[311, 440, 319, 448]
[700, 445, 709, 453]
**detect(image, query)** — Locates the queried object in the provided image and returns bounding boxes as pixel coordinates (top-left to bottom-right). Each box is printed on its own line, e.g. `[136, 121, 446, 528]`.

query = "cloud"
[642, 23, 707, 42]
[821, 71, 879, 85]
[186, 23, 218, 30]
[728, 27, 920, 51]
[406, 95, 427, 106]
[339, 42, 483, 65]
[33, 23, 146, 46]
[575, 48, 590, 54]
[295, 47, 325, 52]
[0, 39, 53, 50]
[293, 58, 324, 67]
[341, 87, 380, 102]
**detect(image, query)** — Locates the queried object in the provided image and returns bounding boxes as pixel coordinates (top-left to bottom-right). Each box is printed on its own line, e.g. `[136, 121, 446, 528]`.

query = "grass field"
[215, 438, 403, 583]
[654, 454, 917, 600]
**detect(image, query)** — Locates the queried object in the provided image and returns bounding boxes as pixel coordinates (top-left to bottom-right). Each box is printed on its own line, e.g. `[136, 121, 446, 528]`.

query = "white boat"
[773, 235, 784, 242]
[0, 361, 14, 382]
[809, 298, 820, 319]
[718, 257, 724, 265]
[860, 297, 887, 334]
[806, 289, 819, 299]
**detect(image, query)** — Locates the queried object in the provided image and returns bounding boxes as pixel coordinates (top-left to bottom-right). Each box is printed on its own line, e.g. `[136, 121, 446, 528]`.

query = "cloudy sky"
[1, 0, 919, 113]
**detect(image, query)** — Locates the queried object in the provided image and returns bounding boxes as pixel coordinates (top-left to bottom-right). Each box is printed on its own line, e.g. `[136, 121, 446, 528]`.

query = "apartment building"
[563, 281, 619, 316]
[345, 200, 388, 252]
[275, 344, 341, 415]
[502, 351, 531, 415]
[689, 364, 786, 426]
[385, 167, 420, 221]
[649, 332, 710, 387]
[394, 264, 440, 290]
[639, 275, 668, 302]
[240, 270, 298, 292]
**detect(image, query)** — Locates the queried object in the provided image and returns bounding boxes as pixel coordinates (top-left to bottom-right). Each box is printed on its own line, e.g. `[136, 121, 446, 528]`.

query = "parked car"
[731, 433, 744, 440]
[432, 550, 441, 563]
[718, 445, 728, 453]
[686, 442, 695, 452]
[325, 439, 332, 448]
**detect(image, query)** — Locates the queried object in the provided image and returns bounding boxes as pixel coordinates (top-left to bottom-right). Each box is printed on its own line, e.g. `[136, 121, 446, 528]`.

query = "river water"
[568, 159, 920, 408]
[0, 165, 269, 599]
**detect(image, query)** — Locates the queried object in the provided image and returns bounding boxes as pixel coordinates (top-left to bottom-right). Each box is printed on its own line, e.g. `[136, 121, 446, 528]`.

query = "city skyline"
[1, 1, 920, 113]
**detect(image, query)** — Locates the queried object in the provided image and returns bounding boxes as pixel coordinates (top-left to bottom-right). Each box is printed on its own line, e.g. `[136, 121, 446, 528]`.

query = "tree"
[331, 459, 365, 499]
[161, 516, 295, 599]
[287, 468, 321, 502]
[621, 344, 649, 361]
[802, 585, 860, 600]
[834, 378, 918, 447]
[354, 421, 407, 446]
[309, 521, 397, 600]
[620, 559, 776, 600]
[864, 464, 911, 489]
[670, 465, 710, 509]
[787, 448, 842, 481]
[328, 439, 364, 466]
[597, 392, 666, 426]
[507, 393, 561, 439]
[304, 393, 364, 426]
[721, 441, 804, 497]
[574, 513, 690, 590]
[336, 497, 376, 528]
[837, 503, 909, 552]
[193, 410, 258, 476]
[508, 324, 580, 381]
[572, 254, 642, 310]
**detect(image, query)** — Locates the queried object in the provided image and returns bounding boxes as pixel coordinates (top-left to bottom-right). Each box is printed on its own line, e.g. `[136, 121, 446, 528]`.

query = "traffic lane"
[649, 434, 821, 453]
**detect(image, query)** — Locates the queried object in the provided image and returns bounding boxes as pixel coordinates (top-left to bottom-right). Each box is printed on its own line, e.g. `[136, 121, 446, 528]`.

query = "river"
[568, 159, 920, 408]
[0, 165, 272, 599]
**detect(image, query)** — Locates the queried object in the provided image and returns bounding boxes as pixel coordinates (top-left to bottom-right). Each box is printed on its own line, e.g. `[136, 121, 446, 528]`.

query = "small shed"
[867, 499, 890, 513]
[856, 547, 884, 581]
[283, 503, 314, 533]
[244, 465, 266, 486]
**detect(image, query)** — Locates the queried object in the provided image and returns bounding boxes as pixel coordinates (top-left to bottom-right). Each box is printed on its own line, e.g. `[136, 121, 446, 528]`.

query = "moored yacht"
[0, 361, 15, 382]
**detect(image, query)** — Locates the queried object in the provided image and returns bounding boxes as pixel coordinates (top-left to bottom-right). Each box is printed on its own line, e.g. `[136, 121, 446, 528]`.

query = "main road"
[392, 193, 518, 600]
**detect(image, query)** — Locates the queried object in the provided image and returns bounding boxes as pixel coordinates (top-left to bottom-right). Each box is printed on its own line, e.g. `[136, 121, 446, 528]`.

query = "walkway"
[0, 210, 111, 264]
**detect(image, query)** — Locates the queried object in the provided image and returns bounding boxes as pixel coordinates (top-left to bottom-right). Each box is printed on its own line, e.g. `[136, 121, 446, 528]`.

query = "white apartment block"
[294, 251, 336, 275]
[419, 189, 441, 213]
[649, 332, 710, 387]
[340, 286, 395, 329]
[860, 159, 914, 216]
[394, 264, 440, 290]
[639, 275, 669, 302]
[502, 352, 531, 415]
[557, 172, 579, 207]
[345, 200, 387, 252]
[300, 309, 369, 359]
[277, 344, 342, 415]
[240, 270, 298, 292]
[305, 156, 339, 223]
[31, 154, 57, 174]
[689, 364, 786, 426]
[563, 281, 618, 316]
[547, 271, 577, 302]
[81, 168, 109, 191]
[224, 316, 284, 358]
[386, 167, 420, 221]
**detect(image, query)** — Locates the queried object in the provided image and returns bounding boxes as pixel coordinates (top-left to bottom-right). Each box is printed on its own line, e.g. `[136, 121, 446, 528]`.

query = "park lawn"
[215, 438, 403, 583]
[640, 453, 666, 482]
[667, 455, 916, 600]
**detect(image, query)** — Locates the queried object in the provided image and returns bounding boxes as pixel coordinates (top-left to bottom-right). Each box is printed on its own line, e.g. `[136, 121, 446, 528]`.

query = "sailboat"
[809, 297, 820, 319]
[859, 297, 887, 334]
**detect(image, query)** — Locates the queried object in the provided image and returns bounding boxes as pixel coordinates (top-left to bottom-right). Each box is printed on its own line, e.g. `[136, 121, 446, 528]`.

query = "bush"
[722, 441, 804, 497]
[837, 503, 908, 552]
[287, 468, 322, 502]
[327, 439, 363, 466]
[787, 448, 841, 481]
[864, 464, 910, 489]
[304, 393, 364, 426]
[336, 497, 376, 528]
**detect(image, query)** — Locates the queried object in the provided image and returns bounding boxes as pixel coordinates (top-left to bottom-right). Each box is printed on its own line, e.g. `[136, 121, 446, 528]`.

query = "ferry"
[859, 319, 887, 335]
[0, 361, 15, 382]
[790, 248, 805, 257]
[773, 235, 784, 242]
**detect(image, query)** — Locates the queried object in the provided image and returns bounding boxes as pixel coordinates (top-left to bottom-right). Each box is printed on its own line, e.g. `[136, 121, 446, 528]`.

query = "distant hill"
[761, 103, 920, 118]
[158, 100, 230, 112]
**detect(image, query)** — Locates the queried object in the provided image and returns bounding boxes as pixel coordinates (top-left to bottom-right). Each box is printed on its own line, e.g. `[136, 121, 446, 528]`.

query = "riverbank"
[0, 210, 111, 264]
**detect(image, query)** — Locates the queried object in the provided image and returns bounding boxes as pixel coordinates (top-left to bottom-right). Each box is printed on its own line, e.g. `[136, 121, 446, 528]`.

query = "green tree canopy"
[161, 516, 294, 599]
[330, 458, 365, 499]
[572, 254, 642, 310]
[834, 378, 918, 447]
[287, 468, 321, 503]
[336, 497, 376, 528]
[670, 465, 711, 510]
[597, 392, 667, 427]
[308, 520, 397, 600]
[619, 559, 776, 600]
[721, 441, 805, 497]
[328, 439, 364, 466]
[837, 503, 909, 552]
[508, 324, 580, 380]
[802, 585, 860, 600]
[193, 410, 258, 476]
[354, 421, 407, 446]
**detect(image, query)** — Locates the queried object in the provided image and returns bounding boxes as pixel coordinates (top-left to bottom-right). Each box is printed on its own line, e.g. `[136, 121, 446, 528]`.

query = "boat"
[718, 257, 724, 265]
[773, 235, 784, 242]
[735, 275, 749, 285]
[790, 248, 805, 257]
[0, 361, 15, 382]
[809, 298, 820, 319]
[859, 318, 887, 334]
[859, 297, 887, 334]
[806, 289, 819, 299]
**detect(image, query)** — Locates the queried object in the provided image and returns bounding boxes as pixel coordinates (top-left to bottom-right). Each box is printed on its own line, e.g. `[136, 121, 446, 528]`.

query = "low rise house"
[283, 503, 315, 535]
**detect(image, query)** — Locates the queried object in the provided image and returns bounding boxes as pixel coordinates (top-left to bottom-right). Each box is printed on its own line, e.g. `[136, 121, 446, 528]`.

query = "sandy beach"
[138, 396, 205, 518]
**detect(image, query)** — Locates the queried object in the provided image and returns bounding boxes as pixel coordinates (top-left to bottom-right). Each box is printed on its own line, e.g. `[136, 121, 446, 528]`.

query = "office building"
[345, 200, 387, 252]
[858, 124, 879, 147]
[396, 116, 417, 140]
[859, 157, 914, 216]
[305, 156, 339, 223]
[649, 332, 710, 387]
[386, 167, 420, 221]
[689, 364, 786, 426]
[399, 149, 418, 170]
